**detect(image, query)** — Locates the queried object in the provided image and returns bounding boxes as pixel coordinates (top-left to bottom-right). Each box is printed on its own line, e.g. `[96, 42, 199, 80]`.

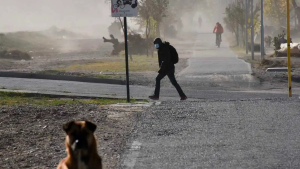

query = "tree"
[136, 0, 168, 37]
[264, 0, 288, 27]
[224, 0, 260, 46]
[149, 0, 169, 37]
[292, 0, 300, 29]
[137, 0, 156, 56]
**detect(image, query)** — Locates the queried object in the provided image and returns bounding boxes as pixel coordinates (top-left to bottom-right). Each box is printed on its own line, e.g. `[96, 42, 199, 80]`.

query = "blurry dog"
[57, 121, 102, 169]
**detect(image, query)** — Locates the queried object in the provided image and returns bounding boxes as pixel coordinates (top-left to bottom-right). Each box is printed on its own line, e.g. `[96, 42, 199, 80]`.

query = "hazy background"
[0, 0, 140, 37]
[0, 0, 219, 38]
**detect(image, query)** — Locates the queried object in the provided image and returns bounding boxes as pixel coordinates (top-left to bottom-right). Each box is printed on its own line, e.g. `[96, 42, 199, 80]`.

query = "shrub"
[2, 50, 31, 60]
[247, 42, 261, 52]
[273, 31, 285, 50]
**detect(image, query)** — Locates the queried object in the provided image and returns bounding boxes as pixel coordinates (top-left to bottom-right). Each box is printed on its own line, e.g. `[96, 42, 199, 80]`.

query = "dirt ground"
[0, 38, 189, 87]
[0, 103, 146, 169]
[234, 47, 300, 90]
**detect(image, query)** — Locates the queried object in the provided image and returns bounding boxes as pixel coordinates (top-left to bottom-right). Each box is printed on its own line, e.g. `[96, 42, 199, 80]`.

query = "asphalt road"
[118, 33, 300, 169]
[121, 98, 300, 169]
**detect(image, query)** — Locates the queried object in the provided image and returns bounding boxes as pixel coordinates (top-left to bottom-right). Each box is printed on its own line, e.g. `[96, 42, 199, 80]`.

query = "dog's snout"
[71, 139, 79, 150]
[72, 138, 88, 150]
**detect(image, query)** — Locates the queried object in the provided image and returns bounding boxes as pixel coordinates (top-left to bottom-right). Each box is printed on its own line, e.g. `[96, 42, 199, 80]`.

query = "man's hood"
[153, 38, 163, 44]
[164, 41, 170, 46]
[153, 38, 171, 46]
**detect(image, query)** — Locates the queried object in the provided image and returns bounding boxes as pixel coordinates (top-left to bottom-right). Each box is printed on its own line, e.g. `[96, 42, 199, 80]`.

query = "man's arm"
[158, 56, 162, 68]
[213, 26, 217, 33]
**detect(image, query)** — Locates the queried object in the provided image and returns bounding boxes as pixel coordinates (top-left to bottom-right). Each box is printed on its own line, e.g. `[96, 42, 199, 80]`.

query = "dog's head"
[63, 121, 97, 152]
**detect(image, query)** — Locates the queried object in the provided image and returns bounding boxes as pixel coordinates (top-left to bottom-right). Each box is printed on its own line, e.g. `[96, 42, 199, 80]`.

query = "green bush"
[1, 50, 31, 60]
[247, 42, 261, 52]
[273, 31, 285, 50]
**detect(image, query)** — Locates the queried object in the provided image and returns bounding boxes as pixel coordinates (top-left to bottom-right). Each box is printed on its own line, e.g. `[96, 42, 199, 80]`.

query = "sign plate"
[111, 0, 138, 17]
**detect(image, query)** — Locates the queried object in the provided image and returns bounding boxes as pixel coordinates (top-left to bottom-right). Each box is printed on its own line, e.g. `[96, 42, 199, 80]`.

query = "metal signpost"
[287, 0, 292, 97]
[251, 0, 254, 60]
[111, 0, 138, 102]
[245, 0, 248, 54]
[260, 0, 265, 58]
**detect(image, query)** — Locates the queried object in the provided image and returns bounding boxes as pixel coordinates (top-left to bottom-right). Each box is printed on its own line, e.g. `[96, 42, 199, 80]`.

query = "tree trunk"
[146, 17, 150, 57]
[292, 0, 300, 29]
[156, 22, 161, 37]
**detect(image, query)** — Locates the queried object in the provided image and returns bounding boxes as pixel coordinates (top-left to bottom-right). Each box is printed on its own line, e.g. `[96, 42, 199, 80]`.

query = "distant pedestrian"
[149, 38, 187, 101]
[198, 16, 202, 28]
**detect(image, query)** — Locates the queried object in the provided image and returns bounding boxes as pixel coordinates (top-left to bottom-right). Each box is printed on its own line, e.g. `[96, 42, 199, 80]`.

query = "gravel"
[0, 103, 143, 169]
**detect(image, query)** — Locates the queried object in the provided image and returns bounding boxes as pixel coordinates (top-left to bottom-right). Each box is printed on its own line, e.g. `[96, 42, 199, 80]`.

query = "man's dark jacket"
[157, 42, 176, 74]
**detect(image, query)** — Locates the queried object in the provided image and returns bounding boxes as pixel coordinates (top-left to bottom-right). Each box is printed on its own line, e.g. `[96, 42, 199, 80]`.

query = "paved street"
[121, 98, 300, 169]
[118, 33, 300, 169]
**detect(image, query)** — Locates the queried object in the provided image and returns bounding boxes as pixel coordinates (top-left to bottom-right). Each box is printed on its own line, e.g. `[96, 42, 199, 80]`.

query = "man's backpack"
[219, 25, 224, 34]
[169, 45, 179, 64]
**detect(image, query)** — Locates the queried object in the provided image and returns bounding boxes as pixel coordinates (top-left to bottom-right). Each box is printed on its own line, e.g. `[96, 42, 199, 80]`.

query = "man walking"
[149, 38, 187, 101]
[198, 16, 202, 28]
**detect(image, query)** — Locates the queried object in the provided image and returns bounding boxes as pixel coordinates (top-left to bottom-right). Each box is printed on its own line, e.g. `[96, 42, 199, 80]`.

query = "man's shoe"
[149, 95, 159, 100]
[180, 96, 187, 101]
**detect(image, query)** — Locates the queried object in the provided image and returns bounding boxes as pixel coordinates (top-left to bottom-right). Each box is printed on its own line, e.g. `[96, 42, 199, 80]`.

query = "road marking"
[122, 141, 142, 169]
[110, 102, 153, 107]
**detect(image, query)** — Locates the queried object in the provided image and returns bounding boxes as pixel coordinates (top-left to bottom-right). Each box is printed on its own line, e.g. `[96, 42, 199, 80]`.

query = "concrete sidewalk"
[0, 77, 299, 101]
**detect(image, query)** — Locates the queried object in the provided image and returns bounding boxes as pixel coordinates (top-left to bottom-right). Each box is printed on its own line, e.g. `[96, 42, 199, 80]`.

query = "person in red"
[213, 22, 224, 46]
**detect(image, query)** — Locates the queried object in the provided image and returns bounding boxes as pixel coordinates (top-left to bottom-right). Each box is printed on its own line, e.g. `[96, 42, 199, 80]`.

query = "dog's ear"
[63, 121, 75, 133]
[85, 121, 97, 133]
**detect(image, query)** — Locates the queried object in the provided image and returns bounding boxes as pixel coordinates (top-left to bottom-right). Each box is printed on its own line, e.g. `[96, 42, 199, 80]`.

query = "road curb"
[266, 67, 289, 72]
[0, 71, 126, 85]
[0, 89, 146, 101]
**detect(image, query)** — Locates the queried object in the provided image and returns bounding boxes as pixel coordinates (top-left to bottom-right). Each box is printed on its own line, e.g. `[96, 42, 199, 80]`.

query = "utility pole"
[260, 0, 265, 58]
[251, 0, 254, 59]
[245, 0, 248, 54]
[236, 0, 239, 46]
[287, 0, 292, 97]
[124, 17, 130, 102]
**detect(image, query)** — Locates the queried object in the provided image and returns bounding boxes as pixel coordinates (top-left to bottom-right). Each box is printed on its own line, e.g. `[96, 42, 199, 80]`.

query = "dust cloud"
[0, 0, 229, 37]
[0, 0, 119, 37]
[171, 0, 229, 35]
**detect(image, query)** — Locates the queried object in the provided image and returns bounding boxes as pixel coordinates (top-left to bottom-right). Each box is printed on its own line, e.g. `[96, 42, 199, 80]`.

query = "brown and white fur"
[57, 121, 102, 169]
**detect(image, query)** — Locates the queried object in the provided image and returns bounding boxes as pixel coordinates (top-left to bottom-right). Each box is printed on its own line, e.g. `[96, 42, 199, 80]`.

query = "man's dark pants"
[154, 67, 185, 97]
[216, 32, 222, 45]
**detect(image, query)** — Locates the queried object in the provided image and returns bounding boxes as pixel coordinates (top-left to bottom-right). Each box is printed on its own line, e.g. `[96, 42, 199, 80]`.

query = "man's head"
[153, 37, 163, 49]
[216, 22, 220, 26]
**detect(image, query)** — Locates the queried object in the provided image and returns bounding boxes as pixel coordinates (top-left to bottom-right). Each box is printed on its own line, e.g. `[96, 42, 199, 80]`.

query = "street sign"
[110, 0, 138, 102]
[111, 0, 138, 17]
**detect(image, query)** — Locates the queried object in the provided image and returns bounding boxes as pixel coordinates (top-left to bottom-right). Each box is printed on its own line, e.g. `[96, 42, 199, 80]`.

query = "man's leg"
[167, 69, 186, 97]
[154, 73, 166, 97]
